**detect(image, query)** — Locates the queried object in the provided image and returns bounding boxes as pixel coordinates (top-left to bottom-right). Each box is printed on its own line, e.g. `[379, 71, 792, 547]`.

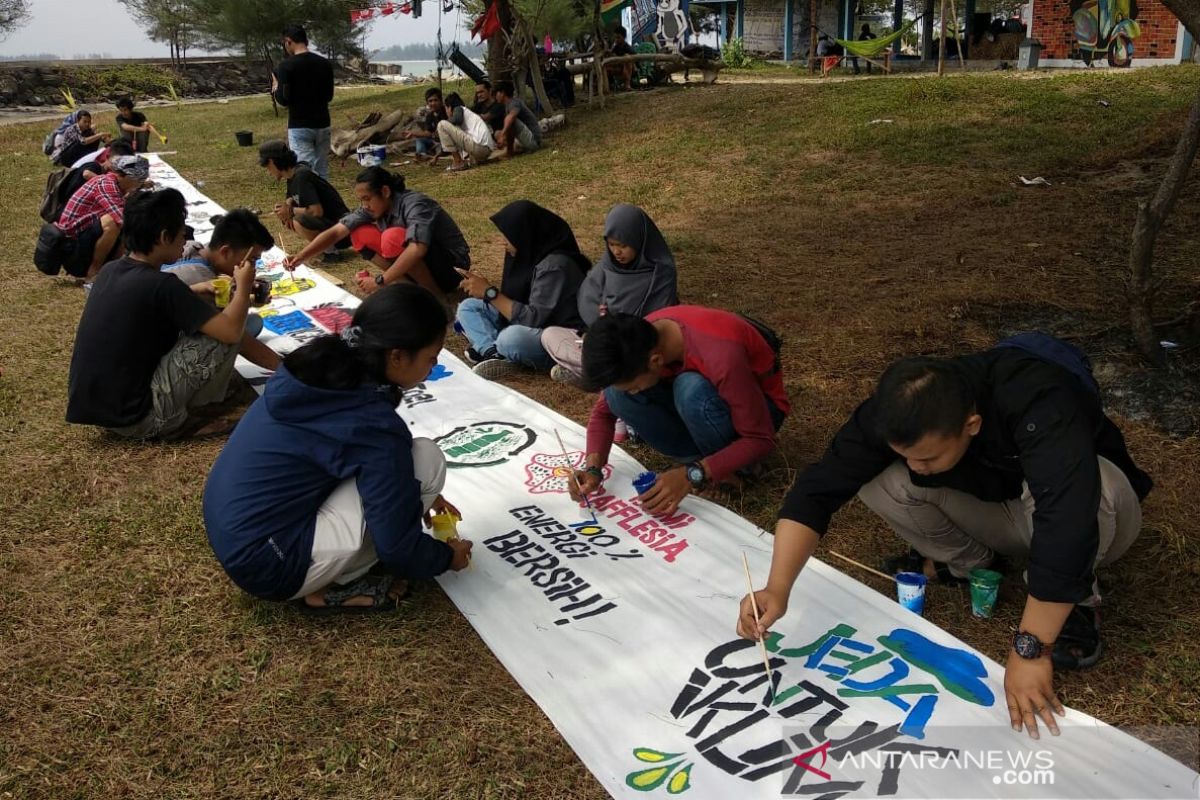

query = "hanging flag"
[350, 7, 375, 22]
[470, 1, 502, 41]
[600, 0, 632, 23]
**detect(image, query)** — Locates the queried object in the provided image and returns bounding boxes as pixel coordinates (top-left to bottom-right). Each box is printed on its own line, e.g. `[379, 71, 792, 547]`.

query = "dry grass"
[2, 67, 1200, 798]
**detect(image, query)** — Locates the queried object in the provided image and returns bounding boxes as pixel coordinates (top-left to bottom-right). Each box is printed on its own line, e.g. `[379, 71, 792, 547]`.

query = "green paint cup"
[969, 568, 1003, 618]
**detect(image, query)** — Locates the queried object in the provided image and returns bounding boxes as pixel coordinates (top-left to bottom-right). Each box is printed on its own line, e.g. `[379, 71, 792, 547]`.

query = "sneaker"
[473, 354, 522, 380]
[626, 424, 641, 444]
[463, 346, 484, 365]
[550, 364, 584, 387]
[614, 419, 628, 442]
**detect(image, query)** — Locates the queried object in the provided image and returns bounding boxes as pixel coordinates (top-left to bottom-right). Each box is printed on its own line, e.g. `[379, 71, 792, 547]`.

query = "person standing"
[271, 24, 335, 180]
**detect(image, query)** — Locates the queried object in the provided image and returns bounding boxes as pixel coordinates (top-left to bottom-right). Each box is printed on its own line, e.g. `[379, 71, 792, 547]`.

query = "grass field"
[2, 67, 1199, 798]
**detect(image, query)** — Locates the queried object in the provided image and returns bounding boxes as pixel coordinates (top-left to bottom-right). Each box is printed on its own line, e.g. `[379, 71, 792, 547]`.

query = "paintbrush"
[554, 429, 597, 523]
[828, 550, 898, 582]
[741, 552, 775, 703]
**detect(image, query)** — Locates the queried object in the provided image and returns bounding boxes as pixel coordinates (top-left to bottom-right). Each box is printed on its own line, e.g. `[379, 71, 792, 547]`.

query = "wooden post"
[937, 0, 947, 76]
[949, 0, 965, 69]
[808, 0, 818, 73]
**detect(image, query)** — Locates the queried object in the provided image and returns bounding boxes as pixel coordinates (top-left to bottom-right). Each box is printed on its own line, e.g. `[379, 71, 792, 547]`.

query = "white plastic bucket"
[355, 144, 386, 167]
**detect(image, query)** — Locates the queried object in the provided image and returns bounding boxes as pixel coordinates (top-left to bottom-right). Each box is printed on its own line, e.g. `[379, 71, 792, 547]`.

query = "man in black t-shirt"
[607, 26, 635, 90]
[472, 81, 507, 133]
[115, 96, 157, 152]
[271, 24, 335, 179]
[66, 189, 258, 440]
[259, 140, 351, 251]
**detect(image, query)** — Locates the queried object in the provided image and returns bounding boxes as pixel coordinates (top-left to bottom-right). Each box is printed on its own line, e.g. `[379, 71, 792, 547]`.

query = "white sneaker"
[473, 355, 522, 380]
[550, 365, 584, 387]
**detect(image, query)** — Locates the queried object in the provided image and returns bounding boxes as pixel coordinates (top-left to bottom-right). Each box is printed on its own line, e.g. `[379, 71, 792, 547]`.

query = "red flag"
[470, 1, 501, 41]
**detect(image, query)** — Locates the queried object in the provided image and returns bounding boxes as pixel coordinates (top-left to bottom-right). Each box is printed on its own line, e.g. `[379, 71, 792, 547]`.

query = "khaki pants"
[857, 457, 1142, 605]
[110, 333, 239, 440]
[541, 326, 584, 377]
[291, 438, 447, 599]
[436, 120, 493, 164]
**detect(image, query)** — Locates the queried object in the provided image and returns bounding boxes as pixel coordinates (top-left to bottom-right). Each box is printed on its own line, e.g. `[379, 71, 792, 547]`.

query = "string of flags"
[350, 2, 413, 22]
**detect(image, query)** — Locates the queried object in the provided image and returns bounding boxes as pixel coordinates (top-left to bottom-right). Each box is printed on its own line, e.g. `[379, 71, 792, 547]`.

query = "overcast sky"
[0, 0, 467, 58]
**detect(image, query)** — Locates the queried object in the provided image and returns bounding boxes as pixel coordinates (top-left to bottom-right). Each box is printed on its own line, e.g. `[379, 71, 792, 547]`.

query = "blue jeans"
[456, 299, 552, 369]
[288, 127, 332, 180]
[604, 372, 784, 464]
[414, 137, 436, 156]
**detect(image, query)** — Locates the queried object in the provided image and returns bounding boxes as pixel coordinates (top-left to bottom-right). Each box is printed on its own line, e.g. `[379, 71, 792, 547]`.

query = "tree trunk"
[527, 38, 555, 113]
[808, 0, 817, 74]
[937, 0, 947, 76]
[1128, 83, 1200, 366]
[486, 0, 514, 80]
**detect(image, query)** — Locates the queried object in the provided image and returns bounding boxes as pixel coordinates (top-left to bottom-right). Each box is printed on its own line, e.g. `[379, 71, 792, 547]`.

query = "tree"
[0, 0, 30, 41]
[119, 0, 195, 65]
[1127, 0, 1200, 365]
[184, 0, 370, 63]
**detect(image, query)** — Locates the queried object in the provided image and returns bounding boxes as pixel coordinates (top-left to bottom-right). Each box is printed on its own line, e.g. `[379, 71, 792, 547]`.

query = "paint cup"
[632, 471, 657, 496]
[252, 277, 272, 305]
[969, 568, 1003, 618]
[895, 572, 928, 615]
[430, 511, 460, 542]
[234, 130, 253, 147]
[212, 276, 232, 308]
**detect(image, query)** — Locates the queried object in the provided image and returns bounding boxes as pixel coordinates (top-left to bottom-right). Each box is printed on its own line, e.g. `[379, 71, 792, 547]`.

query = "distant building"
[677, 0, 1195, 66]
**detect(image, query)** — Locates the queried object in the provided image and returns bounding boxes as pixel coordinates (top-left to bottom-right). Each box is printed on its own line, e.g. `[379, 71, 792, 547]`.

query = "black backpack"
[39, 166, 92, 224]
[739, 314, 783, 375]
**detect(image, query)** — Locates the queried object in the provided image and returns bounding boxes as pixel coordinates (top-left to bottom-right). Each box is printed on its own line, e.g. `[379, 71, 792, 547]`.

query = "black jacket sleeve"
[1009, 386, 1102, 603]
[777, 398, 899, 533]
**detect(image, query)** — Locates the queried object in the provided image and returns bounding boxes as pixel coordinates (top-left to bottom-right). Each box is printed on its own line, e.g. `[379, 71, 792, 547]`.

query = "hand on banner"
[448, 538, 474, 571]
[1004, 654, 1063, 740]
[638, 466, 689, 516]
[737, 588, 787, 640]
[569, 468, 602, 502]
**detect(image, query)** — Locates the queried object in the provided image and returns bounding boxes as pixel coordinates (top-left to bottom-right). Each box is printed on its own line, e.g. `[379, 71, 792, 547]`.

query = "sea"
[374, 59, 484, 79]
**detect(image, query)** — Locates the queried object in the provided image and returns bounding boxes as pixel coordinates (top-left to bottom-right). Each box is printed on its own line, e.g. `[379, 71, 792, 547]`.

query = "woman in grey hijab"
[542, 203, 678, 386]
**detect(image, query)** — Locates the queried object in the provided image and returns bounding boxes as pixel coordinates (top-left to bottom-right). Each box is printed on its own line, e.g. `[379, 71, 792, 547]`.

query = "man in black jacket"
[271, 24, 335, 180]
[738, 336, 1150, 741]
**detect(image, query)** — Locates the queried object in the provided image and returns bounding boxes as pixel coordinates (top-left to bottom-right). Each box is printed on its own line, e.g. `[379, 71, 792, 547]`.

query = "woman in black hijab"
[455, 200, 590, 379]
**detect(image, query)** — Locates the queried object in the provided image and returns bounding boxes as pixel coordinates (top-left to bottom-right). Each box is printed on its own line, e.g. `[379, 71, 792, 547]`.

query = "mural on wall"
[655, 0, 692, 51]
[1071, 0, 1141, 66]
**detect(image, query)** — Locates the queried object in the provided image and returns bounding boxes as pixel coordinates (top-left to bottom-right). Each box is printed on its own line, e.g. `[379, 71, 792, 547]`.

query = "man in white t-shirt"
[435, 92, 497, 172]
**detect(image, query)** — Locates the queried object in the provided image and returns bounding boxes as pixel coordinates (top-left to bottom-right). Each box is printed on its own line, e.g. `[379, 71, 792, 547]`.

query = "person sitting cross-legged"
[572, 307, 790, 516]
[736, 336, 1152, 740]
[258, 139, 351, 252]
[203, 284, 473, 613]
[162, 208, 283, 372]
[493, 80, 542, 157]
[455, 200, 589, 380]
[66, 189, 257, 440]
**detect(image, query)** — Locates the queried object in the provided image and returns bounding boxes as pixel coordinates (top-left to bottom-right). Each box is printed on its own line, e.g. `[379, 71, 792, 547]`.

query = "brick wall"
[1031, 0, 1180, 63]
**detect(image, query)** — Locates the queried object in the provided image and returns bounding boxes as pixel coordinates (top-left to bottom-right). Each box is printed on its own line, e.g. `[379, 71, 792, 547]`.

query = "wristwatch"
[685, 462, 707, 490]
[483, 286, 499, 303]
[584, 466, 604, 481]
[1012, 631, 1055, 659]
[374, 273, 385, 286]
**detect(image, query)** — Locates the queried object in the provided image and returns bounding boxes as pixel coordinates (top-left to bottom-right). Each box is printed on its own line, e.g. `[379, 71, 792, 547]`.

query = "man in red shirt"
[573, 307, 789, 515]
[56, 154, 148, 280]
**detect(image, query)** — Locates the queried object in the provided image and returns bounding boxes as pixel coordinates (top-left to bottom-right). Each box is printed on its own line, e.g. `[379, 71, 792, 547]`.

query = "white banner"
[149, 155, 1199, 800]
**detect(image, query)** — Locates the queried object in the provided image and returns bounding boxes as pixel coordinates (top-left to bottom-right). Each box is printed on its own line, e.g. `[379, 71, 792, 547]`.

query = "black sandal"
[1052, 605, 1102, 670]
[880, 547, 1006, 587]
[294, 575, 410, 616]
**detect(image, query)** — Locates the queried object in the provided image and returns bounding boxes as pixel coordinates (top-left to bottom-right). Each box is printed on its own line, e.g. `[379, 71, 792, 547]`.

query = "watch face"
[485, 287, 499, 300]
[1013, 632, 1042, 659]
[687, 465, 705, 485]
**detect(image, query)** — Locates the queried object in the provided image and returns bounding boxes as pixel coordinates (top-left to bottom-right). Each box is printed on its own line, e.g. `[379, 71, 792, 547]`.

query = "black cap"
[258, 139, 292, 167]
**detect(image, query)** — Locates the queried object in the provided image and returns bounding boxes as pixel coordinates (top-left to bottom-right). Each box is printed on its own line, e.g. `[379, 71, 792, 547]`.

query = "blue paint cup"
[632, 471, 657, 495]
[895, 571, 928, 615]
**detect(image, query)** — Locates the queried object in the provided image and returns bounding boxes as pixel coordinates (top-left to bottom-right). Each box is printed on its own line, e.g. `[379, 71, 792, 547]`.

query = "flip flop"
[294, 575, 410, 616]
[1052, 605, 1102, 670]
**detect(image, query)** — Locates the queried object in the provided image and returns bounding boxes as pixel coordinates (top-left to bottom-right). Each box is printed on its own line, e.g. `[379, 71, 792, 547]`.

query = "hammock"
[836, 20, 915, 58]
